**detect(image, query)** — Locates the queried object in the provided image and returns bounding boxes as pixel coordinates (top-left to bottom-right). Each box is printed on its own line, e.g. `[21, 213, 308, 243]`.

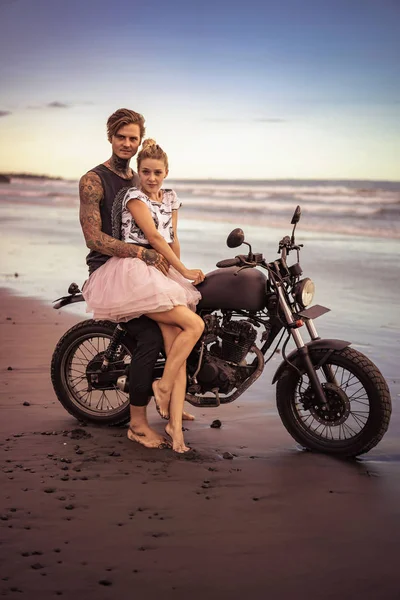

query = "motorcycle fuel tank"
[196, 266, 267, 311]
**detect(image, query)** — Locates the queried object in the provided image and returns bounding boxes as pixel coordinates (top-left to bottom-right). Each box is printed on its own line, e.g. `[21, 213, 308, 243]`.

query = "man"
[79, 108, 177, 449]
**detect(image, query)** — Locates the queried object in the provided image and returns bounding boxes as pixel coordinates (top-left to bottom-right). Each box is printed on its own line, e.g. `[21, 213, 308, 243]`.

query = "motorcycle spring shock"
[101, 324, 126, 371]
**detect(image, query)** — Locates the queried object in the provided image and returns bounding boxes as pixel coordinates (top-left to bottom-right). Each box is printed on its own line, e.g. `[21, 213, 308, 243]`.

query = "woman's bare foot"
[127, 424, 170, 449]
[165, 423, 192, 454]
[152, 379, 171, 420]
[153, 401, 194, 421]
[182, 410, 195, 421]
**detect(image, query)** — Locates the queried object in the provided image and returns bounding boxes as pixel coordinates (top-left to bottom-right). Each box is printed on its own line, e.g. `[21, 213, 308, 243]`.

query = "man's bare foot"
[165, 423, 192, 454]
[152, 379, 170, 420]
[182, 410, 195, 421]
[127, 424, 170, 449]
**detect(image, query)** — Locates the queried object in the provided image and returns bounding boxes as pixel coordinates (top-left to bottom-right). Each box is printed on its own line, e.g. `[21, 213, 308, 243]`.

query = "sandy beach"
[1, 287, 400, 600]
[1, 177, 400, 598]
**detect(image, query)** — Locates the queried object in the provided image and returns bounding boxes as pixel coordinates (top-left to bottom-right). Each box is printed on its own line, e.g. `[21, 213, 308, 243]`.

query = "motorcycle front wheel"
[276, 346, 391, 457]
[51, 320, 132, 425]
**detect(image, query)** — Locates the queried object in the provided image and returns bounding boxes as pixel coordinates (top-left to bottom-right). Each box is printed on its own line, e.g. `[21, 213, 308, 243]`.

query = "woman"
[83, 139, 205, 453]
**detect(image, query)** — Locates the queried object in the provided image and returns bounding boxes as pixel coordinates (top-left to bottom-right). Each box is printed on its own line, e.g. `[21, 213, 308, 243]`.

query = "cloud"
[27, 102, 71, 110]
[47, 101, 70, 108]
[0, 110, 11, 117]
[27, 101, 94, 111]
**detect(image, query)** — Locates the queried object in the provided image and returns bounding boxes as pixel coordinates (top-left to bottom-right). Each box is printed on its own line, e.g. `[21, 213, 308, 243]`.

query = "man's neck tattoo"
[108, 154, 132, 179]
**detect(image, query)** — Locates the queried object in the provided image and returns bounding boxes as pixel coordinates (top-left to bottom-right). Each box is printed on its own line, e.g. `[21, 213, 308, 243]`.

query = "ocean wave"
[184, 190, 398, 206]
[171, 180, 400, 198]
[180, 209, 400, 239]
[171, 184, 400, 211]
[290, 193, 398, 206]
[0, 187, 78, 202]
[377, 205, 400, 217]
[181, 196, 382, 216]
[0, 188, 43, 198]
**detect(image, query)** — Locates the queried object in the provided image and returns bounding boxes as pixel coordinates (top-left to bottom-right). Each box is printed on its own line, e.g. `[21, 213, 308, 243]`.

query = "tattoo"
[79, 171, 141, 259]
[141, 249, 168, 271]
[141, 249, 158, 266]
[105, 154, 133, 179]
[79, 172, 103, 205]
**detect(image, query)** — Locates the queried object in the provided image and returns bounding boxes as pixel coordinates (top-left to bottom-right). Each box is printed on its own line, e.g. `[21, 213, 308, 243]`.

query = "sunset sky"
[0, 0, 399, 180]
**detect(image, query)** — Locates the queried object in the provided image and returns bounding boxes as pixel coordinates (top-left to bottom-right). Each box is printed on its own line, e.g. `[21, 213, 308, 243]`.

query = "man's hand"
[141, 248, 169, 275]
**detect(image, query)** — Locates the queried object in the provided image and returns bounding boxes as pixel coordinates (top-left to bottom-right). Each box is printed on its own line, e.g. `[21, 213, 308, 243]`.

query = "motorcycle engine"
[189, 316, 258, 394]
[219, 319, 258, 364]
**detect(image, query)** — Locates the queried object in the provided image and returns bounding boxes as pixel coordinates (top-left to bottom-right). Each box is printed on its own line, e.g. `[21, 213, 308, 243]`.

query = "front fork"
[277, 287, 331, 406]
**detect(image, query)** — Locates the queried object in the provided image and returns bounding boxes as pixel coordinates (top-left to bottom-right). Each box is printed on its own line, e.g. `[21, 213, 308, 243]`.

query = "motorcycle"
[51, 205, 391, 457]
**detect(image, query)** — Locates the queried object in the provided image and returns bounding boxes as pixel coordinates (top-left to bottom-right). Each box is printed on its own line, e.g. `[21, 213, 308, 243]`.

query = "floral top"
[120, 187, 181, 245]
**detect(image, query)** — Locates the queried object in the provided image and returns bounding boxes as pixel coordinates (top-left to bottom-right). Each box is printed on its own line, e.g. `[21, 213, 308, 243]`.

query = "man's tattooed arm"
[79, 172, 169, 275]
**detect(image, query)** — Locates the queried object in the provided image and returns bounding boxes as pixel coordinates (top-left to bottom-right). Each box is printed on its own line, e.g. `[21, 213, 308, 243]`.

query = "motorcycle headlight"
[293, 278, 315, 308]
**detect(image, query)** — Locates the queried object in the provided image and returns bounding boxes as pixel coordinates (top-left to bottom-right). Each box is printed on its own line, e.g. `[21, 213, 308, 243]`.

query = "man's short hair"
[107, 108, 146, 142]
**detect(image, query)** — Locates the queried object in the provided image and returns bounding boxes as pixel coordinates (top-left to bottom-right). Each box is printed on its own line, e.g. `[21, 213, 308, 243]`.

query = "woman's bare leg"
[159, 324, 191, 453]
[146, 306, 204, 418]
[165, 364, 190, 452]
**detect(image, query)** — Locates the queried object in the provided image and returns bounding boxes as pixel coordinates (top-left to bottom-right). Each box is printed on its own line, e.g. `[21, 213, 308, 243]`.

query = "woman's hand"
[183, 268, 205, 285]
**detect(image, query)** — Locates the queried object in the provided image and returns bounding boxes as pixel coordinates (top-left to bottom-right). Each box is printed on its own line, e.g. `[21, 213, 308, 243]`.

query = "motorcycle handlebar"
[216, 257, 241, 268]
[216, 253, 265, 269]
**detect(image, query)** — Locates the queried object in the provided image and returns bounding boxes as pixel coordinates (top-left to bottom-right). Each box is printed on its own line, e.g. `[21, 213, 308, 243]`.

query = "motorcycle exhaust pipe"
[117, 374, 221, 408]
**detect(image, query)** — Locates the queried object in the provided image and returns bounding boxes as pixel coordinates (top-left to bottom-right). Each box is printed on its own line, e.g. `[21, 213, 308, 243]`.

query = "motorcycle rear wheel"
[276, 346, 391, 457]
[51, 320, 132, 425]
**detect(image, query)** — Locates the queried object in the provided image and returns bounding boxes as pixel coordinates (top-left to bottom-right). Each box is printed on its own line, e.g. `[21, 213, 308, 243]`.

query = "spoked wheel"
[276, 346, 391, 457]
[51, 320, 133, 425]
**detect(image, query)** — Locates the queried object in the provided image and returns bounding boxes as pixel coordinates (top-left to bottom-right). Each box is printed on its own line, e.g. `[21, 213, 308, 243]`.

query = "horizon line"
[2, 172, 400, 185]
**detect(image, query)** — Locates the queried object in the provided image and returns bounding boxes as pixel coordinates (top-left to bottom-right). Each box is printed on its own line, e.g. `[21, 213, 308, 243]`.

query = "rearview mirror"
[291, 205, 301, 225]
[226, 228, 245, 248]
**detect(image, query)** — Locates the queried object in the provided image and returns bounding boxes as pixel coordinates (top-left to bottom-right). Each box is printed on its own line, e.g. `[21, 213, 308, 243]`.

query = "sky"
[0, 0, 399, 181]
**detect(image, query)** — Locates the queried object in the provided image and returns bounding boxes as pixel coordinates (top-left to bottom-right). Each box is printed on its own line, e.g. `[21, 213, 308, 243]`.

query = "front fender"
[272, 338, 351, 384]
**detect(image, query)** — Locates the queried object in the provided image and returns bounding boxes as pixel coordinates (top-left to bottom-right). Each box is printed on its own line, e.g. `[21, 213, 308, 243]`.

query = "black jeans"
[123, 316, 163, 406]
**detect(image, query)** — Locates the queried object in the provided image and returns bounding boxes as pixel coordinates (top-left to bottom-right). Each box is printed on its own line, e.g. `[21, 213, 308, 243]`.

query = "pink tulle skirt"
[82, 256, 202, 322]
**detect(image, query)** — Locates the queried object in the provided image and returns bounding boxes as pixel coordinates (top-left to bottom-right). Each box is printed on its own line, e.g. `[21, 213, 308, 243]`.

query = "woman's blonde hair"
[137, 139, 169, 171]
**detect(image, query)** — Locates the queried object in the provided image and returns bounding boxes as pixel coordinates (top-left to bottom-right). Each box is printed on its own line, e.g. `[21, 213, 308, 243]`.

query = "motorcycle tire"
[51, 319, 133, 426]
[276, 346, 391, 458]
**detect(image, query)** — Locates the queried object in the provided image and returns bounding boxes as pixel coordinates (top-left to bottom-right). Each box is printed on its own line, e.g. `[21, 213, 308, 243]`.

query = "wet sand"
[1, 289, 400, 599]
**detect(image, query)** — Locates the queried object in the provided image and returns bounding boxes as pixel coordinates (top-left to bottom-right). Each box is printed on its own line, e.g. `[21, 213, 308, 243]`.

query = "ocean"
[1, 176, 400, 238]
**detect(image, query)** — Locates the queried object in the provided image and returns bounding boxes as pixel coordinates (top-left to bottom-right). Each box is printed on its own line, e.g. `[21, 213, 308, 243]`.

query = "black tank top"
[85, 164, 139, 274]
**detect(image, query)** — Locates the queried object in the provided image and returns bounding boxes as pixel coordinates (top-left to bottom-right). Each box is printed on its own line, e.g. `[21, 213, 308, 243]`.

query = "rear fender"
[53, 294, 84, 309]
[272, 338, 351, 384]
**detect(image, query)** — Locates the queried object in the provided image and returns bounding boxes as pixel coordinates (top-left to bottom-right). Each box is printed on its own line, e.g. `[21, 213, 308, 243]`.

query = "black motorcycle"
[51, 206, 391, 457]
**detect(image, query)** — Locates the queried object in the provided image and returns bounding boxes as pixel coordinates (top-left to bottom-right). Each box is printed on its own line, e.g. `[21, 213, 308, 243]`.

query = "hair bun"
[137, 138, 169, 171]
[142, 138, 157, 149]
